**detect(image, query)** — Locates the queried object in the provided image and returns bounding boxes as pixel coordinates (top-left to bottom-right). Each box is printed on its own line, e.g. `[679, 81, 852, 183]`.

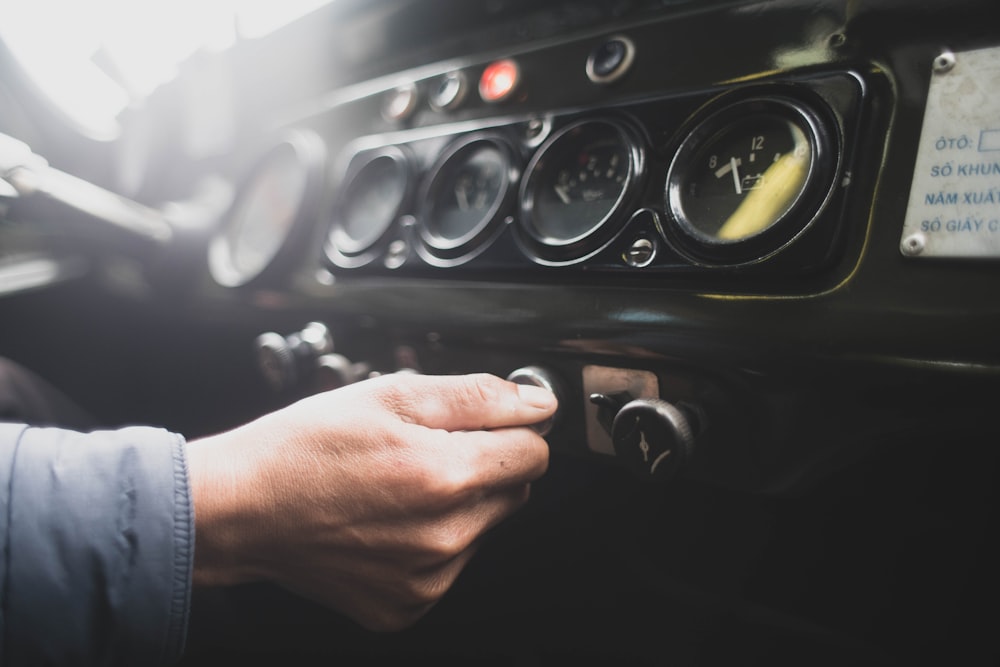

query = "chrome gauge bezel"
[517, 117, 645, 265]
[208, 129, 326, 288]
[416, 134, 519, 267]
[326, 146, 413, 269]
[663, 95, 837, 266]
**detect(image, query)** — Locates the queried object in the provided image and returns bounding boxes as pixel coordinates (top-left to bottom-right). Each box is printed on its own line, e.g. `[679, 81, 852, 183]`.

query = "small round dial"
[520, 119, 642, 262]
[209, 130, 325, 288]
[420, 137, 513, 257]
[666, 97, 832, 263]
[328, 148, 410, 263]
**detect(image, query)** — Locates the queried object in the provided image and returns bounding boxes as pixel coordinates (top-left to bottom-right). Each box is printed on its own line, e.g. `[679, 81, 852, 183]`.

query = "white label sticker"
[901, 46, 1000, 258]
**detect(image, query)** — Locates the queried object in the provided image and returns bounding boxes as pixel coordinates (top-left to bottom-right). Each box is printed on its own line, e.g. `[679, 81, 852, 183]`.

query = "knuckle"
[404, 572, 453, 607]
[463, 373, 506, 408]
[421, 458, 476, 505]
[373, 378, 419, 424]
[423, 523, 471, 561]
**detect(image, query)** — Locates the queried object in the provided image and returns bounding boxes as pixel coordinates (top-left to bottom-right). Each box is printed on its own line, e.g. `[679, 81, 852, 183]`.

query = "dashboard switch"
[254, 321, 334, 393]
[315, 353, 371, 391]
[429, 71, 468, 111]
[589, 390, 633, 435]
[382, 83, 419, 122]
[600, 396, 698, 481]
[506, 366, 562, 436]
[586, 35, 635, 84]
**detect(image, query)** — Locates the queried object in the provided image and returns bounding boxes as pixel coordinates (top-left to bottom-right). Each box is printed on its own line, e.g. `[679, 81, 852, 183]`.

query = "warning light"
[479, 59, 520, 103]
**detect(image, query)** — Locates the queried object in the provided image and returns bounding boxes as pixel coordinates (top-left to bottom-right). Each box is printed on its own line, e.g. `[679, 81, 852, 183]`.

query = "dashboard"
[2, 0, 1000, 665]
[226, 72, 858, 282]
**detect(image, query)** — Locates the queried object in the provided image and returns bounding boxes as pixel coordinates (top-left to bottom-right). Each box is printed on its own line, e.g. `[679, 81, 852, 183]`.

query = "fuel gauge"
[666, 97, 834, 264]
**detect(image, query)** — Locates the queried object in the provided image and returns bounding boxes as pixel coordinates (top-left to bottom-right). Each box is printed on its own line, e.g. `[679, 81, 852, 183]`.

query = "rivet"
[901, 233, 926, 257]
[933, 50, 956, 74]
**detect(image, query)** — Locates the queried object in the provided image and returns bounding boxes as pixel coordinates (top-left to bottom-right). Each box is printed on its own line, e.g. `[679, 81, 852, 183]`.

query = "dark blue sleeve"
[0, 423, 194, 666]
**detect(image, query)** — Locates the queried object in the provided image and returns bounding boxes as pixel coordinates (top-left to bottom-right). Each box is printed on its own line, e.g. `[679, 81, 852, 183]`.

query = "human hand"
[185, 372, 556, 630]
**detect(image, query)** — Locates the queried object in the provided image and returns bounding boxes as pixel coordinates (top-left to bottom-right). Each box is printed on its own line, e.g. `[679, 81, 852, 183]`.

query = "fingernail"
[517, 384, 557, 410]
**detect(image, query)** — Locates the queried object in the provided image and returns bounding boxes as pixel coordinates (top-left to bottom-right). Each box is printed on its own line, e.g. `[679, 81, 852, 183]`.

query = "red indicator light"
[479, 59, 520, 103]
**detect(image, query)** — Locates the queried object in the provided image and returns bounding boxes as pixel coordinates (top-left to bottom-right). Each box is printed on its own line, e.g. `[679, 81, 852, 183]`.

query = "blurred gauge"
[418, 135, 516, 264]
[327, 147, 411, 265]
[519, 119, 643, 263]
[665, 96, 833, 264]
[209, 130, 325, 288]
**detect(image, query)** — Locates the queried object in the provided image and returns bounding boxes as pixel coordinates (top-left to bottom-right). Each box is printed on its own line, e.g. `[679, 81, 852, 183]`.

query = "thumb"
[369, 372, 557, 432]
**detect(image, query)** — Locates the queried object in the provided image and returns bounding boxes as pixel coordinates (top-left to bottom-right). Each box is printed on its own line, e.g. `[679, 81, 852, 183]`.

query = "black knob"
[253, 322, 333, 392]
[315, 353, 371, 391]
[254, 332, 296, 392]
[506, 366, 563, 436]
[610, 398, 696, 480]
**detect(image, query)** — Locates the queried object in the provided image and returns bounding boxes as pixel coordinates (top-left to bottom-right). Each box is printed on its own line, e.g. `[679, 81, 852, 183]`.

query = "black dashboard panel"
[317, 72, 865, 283]
[2, 0, 1000, 665]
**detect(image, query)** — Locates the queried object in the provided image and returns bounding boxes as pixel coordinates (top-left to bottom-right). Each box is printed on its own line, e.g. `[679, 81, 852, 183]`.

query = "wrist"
[185, 431, 271, 588]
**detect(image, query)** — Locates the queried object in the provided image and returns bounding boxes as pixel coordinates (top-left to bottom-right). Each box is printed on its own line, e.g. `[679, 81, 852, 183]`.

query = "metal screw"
[385, 239, 407, 269]
[901, 233, 926, 257]
[314, 268, 336, 286]
[625, 237, 656, 267]
[524, 118, 550, 146]
[933, 50, 955, 74]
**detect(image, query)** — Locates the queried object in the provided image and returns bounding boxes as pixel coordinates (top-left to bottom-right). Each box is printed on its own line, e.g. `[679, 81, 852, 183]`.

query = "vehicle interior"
[1, 0, 998, 664]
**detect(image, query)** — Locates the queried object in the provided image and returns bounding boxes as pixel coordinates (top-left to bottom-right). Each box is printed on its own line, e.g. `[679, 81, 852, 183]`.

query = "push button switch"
[586, 35, 636, 84]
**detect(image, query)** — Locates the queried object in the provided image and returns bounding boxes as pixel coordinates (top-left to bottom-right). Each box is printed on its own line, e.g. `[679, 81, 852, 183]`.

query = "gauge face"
[227, 148, 307, 276]
[666, 98, 829, 261]
[209, 131, 324, 288]
[421, 138, 511, 254]
[331, 150, 409, 256]
[520, 120, 640, 260]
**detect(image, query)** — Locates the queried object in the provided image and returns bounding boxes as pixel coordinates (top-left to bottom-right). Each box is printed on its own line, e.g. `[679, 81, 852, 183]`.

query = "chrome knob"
[506, 366, 563, 436]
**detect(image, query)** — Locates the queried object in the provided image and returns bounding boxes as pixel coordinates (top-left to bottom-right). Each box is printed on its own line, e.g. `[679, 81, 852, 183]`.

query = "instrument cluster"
[209, 70, 867, 289]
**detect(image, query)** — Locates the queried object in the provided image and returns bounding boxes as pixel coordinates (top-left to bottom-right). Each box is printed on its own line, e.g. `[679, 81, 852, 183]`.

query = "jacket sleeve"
[0, 423, 194, 666]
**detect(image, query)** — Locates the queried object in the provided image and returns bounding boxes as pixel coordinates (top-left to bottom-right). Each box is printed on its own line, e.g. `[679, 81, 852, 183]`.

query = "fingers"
[370, 372, 557, 432]
[445, 427, 549, 489]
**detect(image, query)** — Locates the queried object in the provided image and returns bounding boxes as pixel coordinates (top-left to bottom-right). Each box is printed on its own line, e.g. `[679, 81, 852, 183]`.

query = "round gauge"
[418, 136, 515, 263]
[209, 130, 325, 288]
[519, 119, 643, 263]
[665, 97, 833, 263]
[328, 147, 410, 264]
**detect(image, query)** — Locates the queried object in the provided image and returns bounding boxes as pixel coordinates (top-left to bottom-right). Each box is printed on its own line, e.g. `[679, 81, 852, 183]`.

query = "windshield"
[0, 0, 334, 138]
